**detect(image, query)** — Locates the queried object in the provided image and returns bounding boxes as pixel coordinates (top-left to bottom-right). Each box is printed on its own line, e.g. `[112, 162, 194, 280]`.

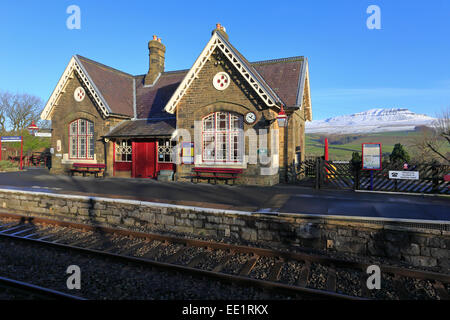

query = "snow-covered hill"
[306, 108, 437, 134]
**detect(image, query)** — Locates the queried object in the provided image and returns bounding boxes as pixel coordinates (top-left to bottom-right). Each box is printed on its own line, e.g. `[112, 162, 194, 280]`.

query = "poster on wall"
[181, 142, 194, 164]
[362, 143, 382, 170]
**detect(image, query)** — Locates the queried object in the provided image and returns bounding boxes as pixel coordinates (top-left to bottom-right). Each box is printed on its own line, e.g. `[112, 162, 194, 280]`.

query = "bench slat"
[191, 175, 237, 179]
[73, 163, 105, 169]
[70, 163, 105, 178]
[193, 168, 242, 173]
[191, 167, 242, 185]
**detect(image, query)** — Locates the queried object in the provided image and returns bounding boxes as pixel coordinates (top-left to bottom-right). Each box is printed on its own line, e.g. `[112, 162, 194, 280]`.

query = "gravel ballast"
[0, 217, 448, 300]
[0, 237, 300, 300]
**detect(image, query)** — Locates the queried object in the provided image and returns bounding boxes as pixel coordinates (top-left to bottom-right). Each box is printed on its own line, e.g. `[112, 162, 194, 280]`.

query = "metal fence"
[292, 157, 450, 194]
[358, 162, 449, 194]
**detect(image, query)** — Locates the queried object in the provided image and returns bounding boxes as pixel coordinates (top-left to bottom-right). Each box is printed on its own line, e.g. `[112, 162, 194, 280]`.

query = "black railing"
[291, 157, 449, 194]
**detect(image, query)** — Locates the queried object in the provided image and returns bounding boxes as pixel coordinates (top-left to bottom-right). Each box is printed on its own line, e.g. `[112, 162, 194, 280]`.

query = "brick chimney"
[211, 23, 229, 41]
[145, 35, 166, 86]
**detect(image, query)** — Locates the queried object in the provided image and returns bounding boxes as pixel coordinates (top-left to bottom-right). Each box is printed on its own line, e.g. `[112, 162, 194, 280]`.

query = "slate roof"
[135, 71, 187, 119]
[129, 56, 304, 119]
[73, 35, 308, 136]
[105, 118, 176, 138]
[77, 55, 134, 117]
[221, 34, 284, 107]
[252, 57, 304, 108]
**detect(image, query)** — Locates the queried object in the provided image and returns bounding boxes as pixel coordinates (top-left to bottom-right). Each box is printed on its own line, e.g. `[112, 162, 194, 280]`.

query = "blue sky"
[0, 0, 449, 120]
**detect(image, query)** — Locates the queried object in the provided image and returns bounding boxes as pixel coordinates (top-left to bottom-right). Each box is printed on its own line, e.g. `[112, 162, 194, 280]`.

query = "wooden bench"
[70, 163, 106, 178]
[191, 167, 243, 184]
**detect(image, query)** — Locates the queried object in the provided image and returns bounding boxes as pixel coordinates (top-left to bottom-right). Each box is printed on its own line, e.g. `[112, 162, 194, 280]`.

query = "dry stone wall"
[0, 189, 448, 272]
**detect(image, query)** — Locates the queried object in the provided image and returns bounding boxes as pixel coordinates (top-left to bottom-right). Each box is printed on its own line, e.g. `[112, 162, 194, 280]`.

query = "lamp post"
[26, 121, 40, 169]
[27, 121, 39, 136]
[276, 105, 288, 128]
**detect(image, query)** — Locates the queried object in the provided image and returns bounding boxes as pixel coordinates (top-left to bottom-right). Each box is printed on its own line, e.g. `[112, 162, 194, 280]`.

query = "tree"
[5, 129, 51, 154]
[390, 143, 410, 163]
[38, 120, 52, 130]
[350, 151, 362, 172]
[351, 151, 361, 164]
[0, 93, 9, 133]
[0, 91, 43, 132]
[412, 108, 449, 163]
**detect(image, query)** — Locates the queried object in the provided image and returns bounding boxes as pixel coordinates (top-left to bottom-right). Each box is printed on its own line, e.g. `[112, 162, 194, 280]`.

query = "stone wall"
[0, 189, 448, 272]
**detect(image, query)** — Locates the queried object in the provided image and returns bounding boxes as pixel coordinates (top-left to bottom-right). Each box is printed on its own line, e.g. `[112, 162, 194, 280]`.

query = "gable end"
[164, 32, 282, 114]
[41, 56, 112, 120]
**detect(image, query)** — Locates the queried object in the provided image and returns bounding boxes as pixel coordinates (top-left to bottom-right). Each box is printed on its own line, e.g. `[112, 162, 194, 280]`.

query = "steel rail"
[0, 230, 356, 300]
[0, 212, 449, 299]
[5, 212, 446, 284]
[0, 276, 86, 300]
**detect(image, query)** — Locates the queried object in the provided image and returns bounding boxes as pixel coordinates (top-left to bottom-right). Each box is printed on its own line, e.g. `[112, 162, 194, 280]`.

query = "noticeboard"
[181, 142, 194, 164]
[362, 143, 382, 170]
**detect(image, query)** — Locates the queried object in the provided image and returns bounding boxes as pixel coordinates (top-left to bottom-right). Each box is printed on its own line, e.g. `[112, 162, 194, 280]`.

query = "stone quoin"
[41, 24, 312, 185]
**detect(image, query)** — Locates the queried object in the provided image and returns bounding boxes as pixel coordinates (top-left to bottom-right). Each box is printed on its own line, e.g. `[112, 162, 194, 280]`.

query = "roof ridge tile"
[251, 56, 304, 65]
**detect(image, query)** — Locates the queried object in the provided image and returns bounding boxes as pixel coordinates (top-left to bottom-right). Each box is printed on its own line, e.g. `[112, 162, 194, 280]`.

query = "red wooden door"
[133, 141, 156, 178]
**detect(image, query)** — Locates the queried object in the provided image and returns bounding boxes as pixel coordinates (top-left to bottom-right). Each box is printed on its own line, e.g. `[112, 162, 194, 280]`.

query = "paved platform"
[0, 168, 448, 222]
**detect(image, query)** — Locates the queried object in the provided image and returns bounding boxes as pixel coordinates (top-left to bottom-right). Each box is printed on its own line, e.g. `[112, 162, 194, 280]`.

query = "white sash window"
[202, 112, 243, 164]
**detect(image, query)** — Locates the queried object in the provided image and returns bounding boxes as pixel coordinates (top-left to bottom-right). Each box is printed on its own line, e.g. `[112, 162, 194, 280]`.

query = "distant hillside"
[306, 108, 437, 134]
[305, 129, 450, 161]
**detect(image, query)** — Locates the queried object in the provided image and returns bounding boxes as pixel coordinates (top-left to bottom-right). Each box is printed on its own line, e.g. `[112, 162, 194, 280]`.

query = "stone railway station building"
[41, 25, 312, 185]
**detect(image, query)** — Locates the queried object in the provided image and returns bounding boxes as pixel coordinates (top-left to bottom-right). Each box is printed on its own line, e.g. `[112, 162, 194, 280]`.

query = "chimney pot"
[145, 36, 166, 86]
[212, 23, 228, 40]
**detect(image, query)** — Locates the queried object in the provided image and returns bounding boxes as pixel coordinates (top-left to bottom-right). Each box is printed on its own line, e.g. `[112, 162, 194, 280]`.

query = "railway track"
[0, 275, 85, 300]
[0, 212, 448, 300]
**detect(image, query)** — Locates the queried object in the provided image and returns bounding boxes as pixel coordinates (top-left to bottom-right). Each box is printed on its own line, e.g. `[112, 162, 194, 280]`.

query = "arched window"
[69, 119, 94, 159]
[202, 112, 243, 163]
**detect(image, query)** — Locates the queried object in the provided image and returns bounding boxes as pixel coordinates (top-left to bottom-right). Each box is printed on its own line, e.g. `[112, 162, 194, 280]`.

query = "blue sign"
[1, 136, 22, 142]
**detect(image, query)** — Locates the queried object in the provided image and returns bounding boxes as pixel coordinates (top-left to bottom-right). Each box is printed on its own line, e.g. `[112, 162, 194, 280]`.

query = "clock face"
[245, 112, 256, 124]
[74, 87, 86, 102]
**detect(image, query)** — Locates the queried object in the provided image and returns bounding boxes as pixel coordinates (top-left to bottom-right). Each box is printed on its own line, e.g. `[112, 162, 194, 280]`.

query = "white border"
[296, 59, 312, 121]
